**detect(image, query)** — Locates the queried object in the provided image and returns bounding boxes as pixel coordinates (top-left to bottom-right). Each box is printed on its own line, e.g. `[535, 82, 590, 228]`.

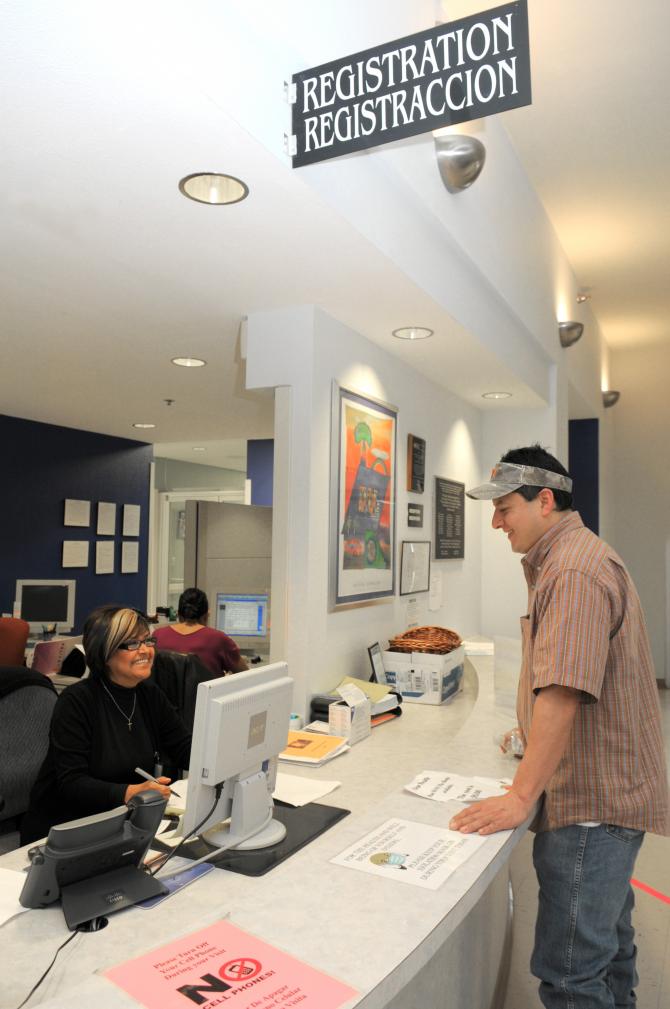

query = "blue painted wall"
[568, 418, 599, 535]
[247, 439, 274, 506]
[0, 415, 153, 632]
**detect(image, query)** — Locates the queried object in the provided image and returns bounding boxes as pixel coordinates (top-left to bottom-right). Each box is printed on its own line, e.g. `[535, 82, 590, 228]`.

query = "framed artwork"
[329, 383, 397, 608]
[399, 540, 431, 595]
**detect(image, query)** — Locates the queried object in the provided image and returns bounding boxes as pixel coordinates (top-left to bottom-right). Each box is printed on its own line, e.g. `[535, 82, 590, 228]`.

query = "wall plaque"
[408, 503, 424, 528]
[434, 477, 464, 559]
[406, 434, 426, 493]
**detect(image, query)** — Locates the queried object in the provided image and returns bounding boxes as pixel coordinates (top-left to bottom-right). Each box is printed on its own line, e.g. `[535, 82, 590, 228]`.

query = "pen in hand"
[134, 766, 181, 798]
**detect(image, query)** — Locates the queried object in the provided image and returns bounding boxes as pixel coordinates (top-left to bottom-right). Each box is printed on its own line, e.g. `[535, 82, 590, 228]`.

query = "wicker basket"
[387, 625, 462, 655]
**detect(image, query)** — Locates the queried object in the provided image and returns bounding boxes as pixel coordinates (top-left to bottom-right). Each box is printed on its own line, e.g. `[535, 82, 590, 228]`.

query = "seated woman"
[21, 605, 191, 845]
[153, 588, 248, 676]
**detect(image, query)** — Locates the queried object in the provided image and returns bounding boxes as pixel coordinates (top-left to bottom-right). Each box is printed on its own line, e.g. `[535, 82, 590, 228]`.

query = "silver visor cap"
[466, 462, 573, 500]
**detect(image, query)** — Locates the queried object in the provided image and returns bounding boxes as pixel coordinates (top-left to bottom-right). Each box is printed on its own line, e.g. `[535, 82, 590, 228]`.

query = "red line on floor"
[631, 878, 670, 905]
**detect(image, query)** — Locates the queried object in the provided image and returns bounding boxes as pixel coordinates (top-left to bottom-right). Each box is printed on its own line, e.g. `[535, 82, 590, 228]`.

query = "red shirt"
[153, 625, 241, 676]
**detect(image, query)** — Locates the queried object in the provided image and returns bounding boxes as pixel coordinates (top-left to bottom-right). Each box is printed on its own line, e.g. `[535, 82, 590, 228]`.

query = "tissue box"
[382, 645, 465, 704]
[328, 695, 371, 744]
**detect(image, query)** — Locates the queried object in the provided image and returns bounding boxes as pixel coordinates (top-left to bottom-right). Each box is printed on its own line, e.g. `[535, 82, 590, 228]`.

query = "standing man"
[450, 444, 668, 1009]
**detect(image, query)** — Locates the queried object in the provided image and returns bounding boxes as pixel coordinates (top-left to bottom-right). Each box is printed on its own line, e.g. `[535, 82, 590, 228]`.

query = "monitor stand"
[60, 865, 167, 929]
[152, 801, 349, 877]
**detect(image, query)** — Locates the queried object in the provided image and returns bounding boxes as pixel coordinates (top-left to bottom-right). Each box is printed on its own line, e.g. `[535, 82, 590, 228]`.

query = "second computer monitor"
[215, 592, 269, 654]
[15, 579, 76, 635]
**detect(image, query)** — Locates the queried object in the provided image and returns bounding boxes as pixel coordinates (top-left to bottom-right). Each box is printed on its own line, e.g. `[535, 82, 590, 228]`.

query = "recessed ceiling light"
[171, 357, 207, 368]
[133, 422, 156, 429]
[192, 446, 206, 452]
[392, 326, 434, 341]
[576, 293, 591, 303]
[178, 173, 249, 206]
[481, 391, 512, 400]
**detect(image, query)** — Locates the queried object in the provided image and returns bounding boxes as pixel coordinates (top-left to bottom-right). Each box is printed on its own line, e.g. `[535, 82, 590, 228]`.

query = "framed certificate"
[399, 540, 430, 595]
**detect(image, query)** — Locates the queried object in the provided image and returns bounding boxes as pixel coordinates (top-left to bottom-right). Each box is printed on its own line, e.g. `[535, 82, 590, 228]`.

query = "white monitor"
[181, 662, 293, 852]
[15, 579, 76, 634]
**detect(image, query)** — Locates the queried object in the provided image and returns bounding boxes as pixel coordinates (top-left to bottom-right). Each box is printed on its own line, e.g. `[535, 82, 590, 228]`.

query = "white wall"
[246, 306, 484, 715]
[610, 344, 670, 684]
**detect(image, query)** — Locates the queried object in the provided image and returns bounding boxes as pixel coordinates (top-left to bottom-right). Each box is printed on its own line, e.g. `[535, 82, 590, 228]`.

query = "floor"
[503, 688, 670, 1009]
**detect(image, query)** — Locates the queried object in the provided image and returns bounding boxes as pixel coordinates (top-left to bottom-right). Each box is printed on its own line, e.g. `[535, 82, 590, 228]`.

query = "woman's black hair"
[178, 587, 209, 622]
[83, 605, 150, 679]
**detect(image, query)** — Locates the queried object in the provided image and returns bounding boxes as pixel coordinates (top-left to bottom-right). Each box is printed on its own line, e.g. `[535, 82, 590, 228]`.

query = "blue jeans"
[531, 824, 645, 1009]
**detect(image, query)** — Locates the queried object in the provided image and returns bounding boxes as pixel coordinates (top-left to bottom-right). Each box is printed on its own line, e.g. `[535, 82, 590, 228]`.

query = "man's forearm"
[511, 684, 581, 804]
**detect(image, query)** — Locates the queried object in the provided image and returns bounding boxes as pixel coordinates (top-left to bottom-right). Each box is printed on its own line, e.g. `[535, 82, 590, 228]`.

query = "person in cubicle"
[20, 605, 191, 845]
[153, 587, 248, 675]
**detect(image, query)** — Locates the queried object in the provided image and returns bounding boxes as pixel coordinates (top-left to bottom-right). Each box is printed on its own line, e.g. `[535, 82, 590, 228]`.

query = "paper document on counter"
[331, 818, 487, 890]
[330, 675, 401, 715]
[273, 771, 341, 807]
[279, 730, 349, 765]
[104, 919, 359, 1009]
[405, 771, 512, 804]
[0, 868, 31, 926]
[462, 639, 495, 655]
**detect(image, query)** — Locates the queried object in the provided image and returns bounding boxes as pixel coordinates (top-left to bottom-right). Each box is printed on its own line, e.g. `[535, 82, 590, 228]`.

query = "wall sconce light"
[558, 321, 584, 348]
[435, 135, 486, 193]
[602, 390, 620, 408]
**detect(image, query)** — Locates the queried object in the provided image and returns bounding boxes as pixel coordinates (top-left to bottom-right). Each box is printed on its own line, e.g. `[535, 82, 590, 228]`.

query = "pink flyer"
[103, 919, 358, 1009]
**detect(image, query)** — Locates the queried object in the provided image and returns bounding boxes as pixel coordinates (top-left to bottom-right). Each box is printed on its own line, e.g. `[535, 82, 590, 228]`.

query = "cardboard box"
[382, 645, 465, 705]
[328, 684, 371, 744]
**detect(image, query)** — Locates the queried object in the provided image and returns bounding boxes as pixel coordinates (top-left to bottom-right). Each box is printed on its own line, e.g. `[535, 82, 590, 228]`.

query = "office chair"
[151, 650, 217, 733]
[0, 667, 57, 825]
[0, 617, 30, 666]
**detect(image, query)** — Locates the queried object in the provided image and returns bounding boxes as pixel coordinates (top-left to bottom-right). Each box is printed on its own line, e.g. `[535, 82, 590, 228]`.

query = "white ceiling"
[1, 1, 667, 454]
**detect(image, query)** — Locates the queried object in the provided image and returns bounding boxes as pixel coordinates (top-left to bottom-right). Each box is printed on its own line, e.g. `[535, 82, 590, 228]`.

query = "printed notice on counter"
[404, 771, 512, 804]
[331, 818, 487, 890]
[103, 919, 358, 1009]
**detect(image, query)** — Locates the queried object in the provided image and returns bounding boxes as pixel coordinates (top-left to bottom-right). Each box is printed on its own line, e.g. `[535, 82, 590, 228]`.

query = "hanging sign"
[290, 0, 531, 168]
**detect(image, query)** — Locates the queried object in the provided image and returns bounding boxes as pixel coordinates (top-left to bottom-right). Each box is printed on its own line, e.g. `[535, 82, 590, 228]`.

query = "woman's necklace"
[101, 680, 137, 731]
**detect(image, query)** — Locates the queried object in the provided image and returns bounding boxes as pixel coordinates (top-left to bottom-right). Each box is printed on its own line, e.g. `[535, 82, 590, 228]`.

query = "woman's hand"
[124, 777, 172, 803]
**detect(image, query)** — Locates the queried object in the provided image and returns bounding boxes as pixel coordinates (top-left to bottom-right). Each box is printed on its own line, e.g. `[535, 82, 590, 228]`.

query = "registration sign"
[290, 1, 531, 167]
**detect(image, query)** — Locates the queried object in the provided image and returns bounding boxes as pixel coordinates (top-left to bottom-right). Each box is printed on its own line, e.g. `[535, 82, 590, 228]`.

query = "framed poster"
[434, 477, 465, 559]
[329, 383, 397, 608]
[400, 540, 431, 595]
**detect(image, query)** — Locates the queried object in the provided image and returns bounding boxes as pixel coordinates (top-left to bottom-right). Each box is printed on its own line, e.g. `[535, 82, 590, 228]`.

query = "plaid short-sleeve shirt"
[517, 511, 669, 835]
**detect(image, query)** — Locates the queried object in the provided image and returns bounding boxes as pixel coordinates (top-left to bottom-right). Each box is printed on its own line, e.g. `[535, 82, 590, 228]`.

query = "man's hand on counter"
[448, 789, 534, 835]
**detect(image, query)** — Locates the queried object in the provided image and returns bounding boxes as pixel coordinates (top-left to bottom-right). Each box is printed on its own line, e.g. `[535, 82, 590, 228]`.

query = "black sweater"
[21, 676, 191, 844]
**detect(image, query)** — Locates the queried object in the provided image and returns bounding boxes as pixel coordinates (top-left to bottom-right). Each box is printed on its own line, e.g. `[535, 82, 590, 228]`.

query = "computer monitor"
[16, 579, 76, 634]
[181, 662, 293, 853]
[215, 592, 268, 637]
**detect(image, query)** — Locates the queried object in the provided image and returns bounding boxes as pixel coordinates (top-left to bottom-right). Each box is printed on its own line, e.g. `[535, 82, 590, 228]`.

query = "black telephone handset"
[20, 791, 167, 914]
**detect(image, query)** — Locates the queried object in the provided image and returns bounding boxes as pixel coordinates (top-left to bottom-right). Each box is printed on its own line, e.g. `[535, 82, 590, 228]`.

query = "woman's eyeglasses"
[117, 636, 157, 652]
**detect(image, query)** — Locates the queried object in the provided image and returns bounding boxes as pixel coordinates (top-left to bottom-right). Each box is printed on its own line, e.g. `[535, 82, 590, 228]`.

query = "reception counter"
[2, 650, 528, 1009]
